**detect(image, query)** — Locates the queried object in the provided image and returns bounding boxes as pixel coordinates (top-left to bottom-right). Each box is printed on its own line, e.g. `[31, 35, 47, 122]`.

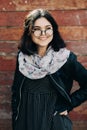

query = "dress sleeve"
[11, 53, 19, 128]
[70, 52, 87, 108]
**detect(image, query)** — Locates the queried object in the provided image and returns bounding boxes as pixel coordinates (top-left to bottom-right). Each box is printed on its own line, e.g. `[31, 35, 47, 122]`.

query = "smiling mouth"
[40, 38, 47, 40]
[39, 36, 48, 40]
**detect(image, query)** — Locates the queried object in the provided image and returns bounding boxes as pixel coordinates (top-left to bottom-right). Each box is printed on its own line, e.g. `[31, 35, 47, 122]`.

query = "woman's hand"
[59, 110, 68, 115]
[53, 110, 68, 116]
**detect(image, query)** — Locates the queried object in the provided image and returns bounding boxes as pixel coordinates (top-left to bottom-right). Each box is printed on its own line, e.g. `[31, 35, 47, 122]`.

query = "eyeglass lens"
[32, 28, 53, 36]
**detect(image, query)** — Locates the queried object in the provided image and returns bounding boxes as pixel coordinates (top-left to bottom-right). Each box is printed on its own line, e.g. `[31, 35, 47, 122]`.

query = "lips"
[39, 36, 48, 40]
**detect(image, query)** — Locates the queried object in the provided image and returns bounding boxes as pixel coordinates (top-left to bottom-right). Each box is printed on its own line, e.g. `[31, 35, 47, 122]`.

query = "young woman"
[11, 9, 87, 130]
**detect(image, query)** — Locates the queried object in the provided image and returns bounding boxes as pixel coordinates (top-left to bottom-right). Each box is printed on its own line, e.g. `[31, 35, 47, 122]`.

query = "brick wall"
[0, 0, 87, 130]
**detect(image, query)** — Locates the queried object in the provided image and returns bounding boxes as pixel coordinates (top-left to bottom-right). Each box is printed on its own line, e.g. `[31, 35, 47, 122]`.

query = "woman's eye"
[46, 27, 52, 30]
[33, 28, 40, 31]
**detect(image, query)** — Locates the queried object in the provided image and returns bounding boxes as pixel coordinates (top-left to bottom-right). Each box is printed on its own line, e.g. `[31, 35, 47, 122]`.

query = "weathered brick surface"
[0, 41, 18, 54]
[0, 71, 14, 85]
[72, 121, 87, 130]
[0, 56, 16, 71]
[66, 41, 87, 55]
[0, 10, 87, 27]
[0, 28, 23, 41]
[0, 0, 87, 11]
[0, 119, 12, 130]
[0, 0, 87, 130]
[51, 10, 87, 26]
[59, 26, 87, 41]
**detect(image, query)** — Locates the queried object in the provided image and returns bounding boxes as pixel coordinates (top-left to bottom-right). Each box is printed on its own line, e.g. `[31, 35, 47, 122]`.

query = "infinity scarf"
[18, 47, 70, 79]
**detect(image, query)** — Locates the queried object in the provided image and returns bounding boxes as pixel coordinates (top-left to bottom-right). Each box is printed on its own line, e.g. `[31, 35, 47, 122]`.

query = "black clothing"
[11, 52, 87, 130]
[14, 76, 57, 130]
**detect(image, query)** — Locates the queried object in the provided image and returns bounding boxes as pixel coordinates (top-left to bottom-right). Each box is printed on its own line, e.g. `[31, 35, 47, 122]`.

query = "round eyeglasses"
[32, 27, 53, 37]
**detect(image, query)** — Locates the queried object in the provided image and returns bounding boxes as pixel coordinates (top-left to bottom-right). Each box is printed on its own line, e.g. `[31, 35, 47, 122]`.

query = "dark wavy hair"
[18, 9, 66, 55]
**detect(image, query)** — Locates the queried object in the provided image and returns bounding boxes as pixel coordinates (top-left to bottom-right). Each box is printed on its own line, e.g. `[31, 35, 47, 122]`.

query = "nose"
[41, 30, 46, 35]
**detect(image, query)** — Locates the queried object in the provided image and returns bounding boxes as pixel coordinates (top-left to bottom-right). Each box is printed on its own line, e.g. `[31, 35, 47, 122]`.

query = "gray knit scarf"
[18, 47, 70, 79]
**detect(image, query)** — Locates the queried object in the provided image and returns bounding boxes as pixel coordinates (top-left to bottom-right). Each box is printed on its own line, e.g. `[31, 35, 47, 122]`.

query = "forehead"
[34, 17, 52, 27]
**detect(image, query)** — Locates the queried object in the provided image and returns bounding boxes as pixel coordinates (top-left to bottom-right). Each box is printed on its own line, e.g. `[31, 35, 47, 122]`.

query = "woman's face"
[31, 17, 53, 49]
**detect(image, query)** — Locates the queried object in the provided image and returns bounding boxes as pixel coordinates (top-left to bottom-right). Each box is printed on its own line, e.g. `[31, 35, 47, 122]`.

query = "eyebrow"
[33, 25, 52, 28]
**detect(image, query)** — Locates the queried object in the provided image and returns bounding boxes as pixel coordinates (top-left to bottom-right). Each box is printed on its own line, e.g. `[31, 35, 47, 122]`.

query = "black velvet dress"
[14, 75, 72, 130]
[15, 76, 72, 130]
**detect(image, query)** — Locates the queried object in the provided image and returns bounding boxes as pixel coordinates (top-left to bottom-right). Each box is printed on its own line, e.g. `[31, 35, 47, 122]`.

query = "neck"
[37, 46, 47, 57]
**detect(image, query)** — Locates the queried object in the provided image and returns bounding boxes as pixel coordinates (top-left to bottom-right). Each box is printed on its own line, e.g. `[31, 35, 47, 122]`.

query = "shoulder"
[62, 51, 87, 77]
[68, 51, 77, 63]
[62, 51, 77, 70]
[57, 51, 77, 78]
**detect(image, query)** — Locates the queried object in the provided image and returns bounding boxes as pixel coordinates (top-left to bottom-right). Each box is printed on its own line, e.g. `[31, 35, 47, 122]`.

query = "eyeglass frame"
[31, 26, 53, 37]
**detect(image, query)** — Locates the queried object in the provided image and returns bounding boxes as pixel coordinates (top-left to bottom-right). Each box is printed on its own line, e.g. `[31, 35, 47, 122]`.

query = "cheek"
[50, 35, 53, 41]
[31, 34, 53, 44]
[31, 36, 39, 44]
[31, 34, 39, 43]
[48, 35, 53, 43]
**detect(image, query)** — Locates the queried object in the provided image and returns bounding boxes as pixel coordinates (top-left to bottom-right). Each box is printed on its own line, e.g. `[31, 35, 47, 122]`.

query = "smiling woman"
[11, 8, 87, 130]
[18, 9, 66, 55]
[30, 17, 53, 55]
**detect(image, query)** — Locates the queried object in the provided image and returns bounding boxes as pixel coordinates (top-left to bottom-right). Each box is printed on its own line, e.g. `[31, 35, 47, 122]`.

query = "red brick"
[0, 71, 14, 85]
[77, 56, 87, 68]
[0, 11, 27, 27]
[0, 93, 11, 104]
[0, 0, 15, 11]
[51, 10, 87, 26]
[0, 41, 18, 54]
[66, 41, 87, 55]
[72, 121, 87, 130]
[0, 102, 11, 113]
[0, 0, 87, 11]
[0, 56, 16, 71]
[0, 27, 23, 41]
[70, 101, 87, 121]
[0, 85, 11, 95]
[0, 119, 12, 130]
[0, 10, 87, 27]
[59, 26, 87, 41]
